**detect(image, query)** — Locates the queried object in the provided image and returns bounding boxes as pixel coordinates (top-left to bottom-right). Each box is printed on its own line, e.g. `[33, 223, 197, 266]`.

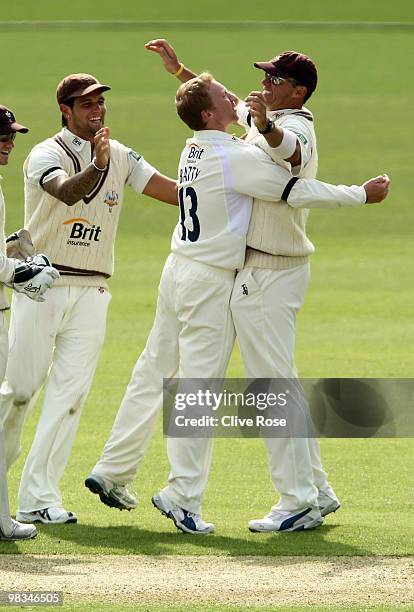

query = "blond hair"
[175, 72, 214, 131]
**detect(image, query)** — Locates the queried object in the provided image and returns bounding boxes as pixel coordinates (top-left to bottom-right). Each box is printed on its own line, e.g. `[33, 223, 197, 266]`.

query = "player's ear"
[201, 108, 212, 126]
[294, 85, 307, 102]
[59, 103, 71, 120]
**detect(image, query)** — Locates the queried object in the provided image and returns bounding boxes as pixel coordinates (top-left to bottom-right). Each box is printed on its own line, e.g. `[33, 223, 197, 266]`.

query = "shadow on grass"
[0, 522, 375, 559]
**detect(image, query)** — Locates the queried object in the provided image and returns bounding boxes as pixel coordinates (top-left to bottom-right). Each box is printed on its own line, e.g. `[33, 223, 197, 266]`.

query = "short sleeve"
[125, 149, 157, 194]
[281, 120, 313, 171]
[25, 144, 67, 189]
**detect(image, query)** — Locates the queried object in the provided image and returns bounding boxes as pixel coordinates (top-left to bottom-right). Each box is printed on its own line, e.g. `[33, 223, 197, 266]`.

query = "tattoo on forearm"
[44, 164, 102, 206]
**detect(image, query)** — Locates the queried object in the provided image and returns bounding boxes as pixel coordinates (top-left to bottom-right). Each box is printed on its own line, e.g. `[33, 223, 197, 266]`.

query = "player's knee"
[67, 389, 89, 417]
[1, 380, 36, 406]
[13, 395, 31, 407]
[10, 390, 33, 409]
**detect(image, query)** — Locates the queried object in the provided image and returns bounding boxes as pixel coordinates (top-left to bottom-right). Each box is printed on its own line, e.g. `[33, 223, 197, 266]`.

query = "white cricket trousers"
[0, 310, 14, 535]
[0, 286, 111, 513]
[231, 264, 329, 512]
[93, 253, 236, 514]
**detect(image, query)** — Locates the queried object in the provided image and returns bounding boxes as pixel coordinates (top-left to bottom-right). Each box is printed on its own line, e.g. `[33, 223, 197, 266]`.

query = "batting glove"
[8, 254, 60, 302]
[6, 228, 35, 260]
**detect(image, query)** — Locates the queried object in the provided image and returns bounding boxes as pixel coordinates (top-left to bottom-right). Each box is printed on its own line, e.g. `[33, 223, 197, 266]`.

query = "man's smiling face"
[62, 92, 107, 141]
[0, 133, 15, 165]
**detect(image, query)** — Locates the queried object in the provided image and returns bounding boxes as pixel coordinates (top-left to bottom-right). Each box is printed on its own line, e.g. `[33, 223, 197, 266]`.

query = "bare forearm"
[43, 164, 104, 206]
[145, 40, 197, 83]
[174, 65, 197, 83]
[142, 172, 178, 205]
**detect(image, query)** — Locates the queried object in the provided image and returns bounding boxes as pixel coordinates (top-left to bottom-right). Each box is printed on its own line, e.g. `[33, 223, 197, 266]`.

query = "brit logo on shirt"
[104, 190, 119, 212]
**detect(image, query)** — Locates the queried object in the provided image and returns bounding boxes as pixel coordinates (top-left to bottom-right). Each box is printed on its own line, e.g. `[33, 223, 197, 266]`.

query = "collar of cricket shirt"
[192, 130, 239, 141]
[268, 107, 314, 122]
[61, 127, 92, 158]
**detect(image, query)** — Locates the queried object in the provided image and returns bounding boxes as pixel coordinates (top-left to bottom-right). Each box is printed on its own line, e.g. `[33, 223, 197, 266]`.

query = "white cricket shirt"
[172, 130, 294, 270]
[237, 103, 365, 269]
[172, 129, 366, 271]
[24, 128, 156, 287]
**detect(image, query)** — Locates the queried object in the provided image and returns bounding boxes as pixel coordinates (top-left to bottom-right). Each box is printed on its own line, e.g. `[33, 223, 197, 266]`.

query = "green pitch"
[0, 0, 413, 572]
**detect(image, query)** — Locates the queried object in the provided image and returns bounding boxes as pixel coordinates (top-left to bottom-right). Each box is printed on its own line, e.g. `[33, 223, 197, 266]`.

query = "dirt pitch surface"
[0, 555, 413, 606]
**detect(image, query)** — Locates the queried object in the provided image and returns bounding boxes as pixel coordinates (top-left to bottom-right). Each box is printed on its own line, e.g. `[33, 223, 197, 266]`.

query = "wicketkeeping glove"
[7, 254, 60, 302]
[6, 228, 35, 260]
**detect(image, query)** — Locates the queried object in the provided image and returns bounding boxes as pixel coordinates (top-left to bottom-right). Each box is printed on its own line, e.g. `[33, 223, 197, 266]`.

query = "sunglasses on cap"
[0, 133, 16, 143]
[265, 73, 301, 87]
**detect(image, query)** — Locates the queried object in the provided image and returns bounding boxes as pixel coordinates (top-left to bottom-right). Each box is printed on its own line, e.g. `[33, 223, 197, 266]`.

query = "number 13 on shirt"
[179, 186, 200, 242]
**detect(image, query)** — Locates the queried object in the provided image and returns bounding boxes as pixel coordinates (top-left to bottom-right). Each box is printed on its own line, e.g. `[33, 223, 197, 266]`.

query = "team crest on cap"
[5, 111, 12, 119]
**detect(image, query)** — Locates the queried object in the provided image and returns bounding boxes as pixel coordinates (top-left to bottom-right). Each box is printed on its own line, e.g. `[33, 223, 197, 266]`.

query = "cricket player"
[0, 74, 178, 525]
[144, 40, 385, 532]
[231, 52, 339, 532]
[0, 105, 59, 541]
[85, 72, 388, 534]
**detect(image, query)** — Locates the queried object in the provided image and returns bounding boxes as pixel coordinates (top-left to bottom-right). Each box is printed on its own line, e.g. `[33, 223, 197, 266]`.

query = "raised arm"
[43, 128, 110, 206]
[145, 39, 197, 83]
[145, 39, 242, 128]
[245, 91, 301, 166]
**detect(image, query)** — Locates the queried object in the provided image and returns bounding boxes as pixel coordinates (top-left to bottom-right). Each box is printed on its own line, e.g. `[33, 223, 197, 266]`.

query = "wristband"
[172, 63, 184, 77]
[270, 127, 297, 159]
[258, 119, 273, 134]
[92, 157, 107, 172]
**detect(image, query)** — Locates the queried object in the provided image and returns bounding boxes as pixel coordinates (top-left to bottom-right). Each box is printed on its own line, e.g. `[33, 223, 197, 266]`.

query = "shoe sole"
[84, 477, 134, 511]
[151, 496, 213, 535]
[249, 517, 323, 533]
[0, 531, 37, 542]
[0, 529, 37, 541]
[320, 501, 341, 518]
[17, 514, 77, 525]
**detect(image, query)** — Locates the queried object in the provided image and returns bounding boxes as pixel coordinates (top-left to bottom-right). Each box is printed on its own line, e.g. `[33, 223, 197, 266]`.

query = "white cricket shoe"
[152, 491, 214, 535]
[85, 473, 138, 511]
[249, 506, 323, 532]
[16, 507, 77, 524]
[0, 518, 37, 541]
[318, 487, 341, 517]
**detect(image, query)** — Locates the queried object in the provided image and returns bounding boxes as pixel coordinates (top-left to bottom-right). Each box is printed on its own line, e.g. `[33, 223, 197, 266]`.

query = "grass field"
[0, 1, 413, 609]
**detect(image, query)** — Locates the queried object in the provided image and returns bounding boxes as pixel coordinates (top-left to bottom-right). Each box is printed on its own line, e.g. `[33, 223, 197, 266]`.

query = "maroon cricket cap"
[0, 106, 29, 135]
[254, 51, 318, 96]
[56, 73, 111, 105]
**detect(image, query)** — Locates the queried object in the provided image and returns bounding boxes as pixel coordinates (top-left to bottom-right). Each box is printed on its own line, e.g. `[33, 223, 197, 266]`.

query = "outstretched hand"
[145, 39, 181, 74]
[363, 174, 390, 203]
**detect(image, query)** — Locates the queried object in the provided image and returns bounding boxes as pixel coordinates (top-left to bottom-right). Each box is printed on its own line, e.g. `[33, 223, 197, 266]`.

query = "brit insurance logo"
[63, 217, 102, 247]
[186, 143, 204, 162]
[104, 190, 119, 213]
